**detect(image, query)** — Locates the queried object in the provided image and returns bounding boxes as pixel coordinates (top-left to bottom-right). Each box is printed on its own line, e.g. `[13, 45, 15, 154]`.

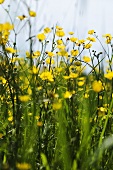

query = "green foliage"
[1, 1, 113, 170]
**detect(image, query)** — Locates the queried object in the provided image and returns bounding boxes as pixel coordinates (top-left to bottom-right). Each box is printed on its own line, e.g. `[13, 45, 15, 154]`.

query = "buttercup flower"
[0, 0, 5, 4]
[37, 33, 46, 41]
[29, 10, 36, 17]
[44, 27, 51, 34]
[71, 49, 79, 56]
[92, 80, 103, 93]
[56, 30, 65, 37]
[88, 30, 95, 35]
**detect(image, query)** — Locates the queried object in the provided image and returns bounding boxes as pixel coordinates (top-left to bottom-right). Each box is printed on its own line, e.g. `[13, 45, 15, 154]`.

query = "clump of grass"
[1, 1, 113, 170]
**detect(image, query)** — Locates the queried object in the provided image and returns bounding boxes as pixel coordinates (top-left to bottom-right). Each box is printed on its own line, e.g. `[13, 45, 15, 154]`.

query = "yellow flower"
[69, 72, 78, 79]
[29, 10, 36, 17]
[47, 51, 54, 57]
[57, 45, 66, 50]
[1, 77, 7, 84]
[104, 71, 113, 80]
[3, 22, 14, 30]
[44, 27, 51, 34]
[37, 121, 43, 126]
[32, 66, 38, 74]
[5, 47, 16, 53]
[71, 49, 79, 56]
[37, 33, 46, 41]
[64, 91, 72, 99]
[46, 58, 55, 64]
[70, 37, 78, 43]
[78, 39, 85, 44]
[19, 95, 30, 102]
[17, 15, 27, 20]
[40, 71, 54, 81]
[98, 107, 107, 117]
[56, 39, 63, 45]
[83, 56, 91, 62]
[53, 100, 62, 110]
[8, 116, 13, 122]
[16, 163, 31, 170]
[87, 37, 96, 42]
[58, 50, 68, 57]
[33, 51, 41, 58]
[69, 31, 74, 35]
[26, 51, 30, 58]
[92, 80, 103, 93]
[56, 25, 63, 30]
[0, 0, 5, 4]
[88, 30, 95, 35]
[77, 81, 85, 86]
[84, 93, 89, 98]
[103, 34, 112, 44]
[56, 30, 65, 37]
[84, 43, 92, 49]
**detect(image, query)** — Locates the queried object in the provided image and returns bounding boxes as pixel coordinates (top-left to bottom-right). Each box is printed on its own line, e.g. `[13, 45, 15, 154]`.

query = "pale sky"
[0, 0, 113, 65]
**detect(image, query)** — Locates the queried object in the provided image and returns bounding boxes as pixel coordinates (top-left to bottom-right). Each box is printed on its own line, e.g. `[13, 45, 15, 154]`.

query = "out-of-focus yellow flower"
[69, 32, 74, 35]
[88, 30, 95, 35]
[37, 33, 46, 41]
[37, 86, 42, 90]
[74, 61, 82, 66]
[92, 80, 103, 93]
[53, 100, 62, 110]
[70, 37, 78, 43]
[56, 30, 65, 37]
[87, 37, 96, 42]
[33, 50, 41, 58]
[17, 15, 27, 20]
[84, 93, 89, 98]
[37, 121, 43, 126]
[40, 71, 54, 81]
[3, 22, 14, 30]
[19, 95, 30, 102]
[32, 66, 38, 74]
[16, 163, 31, 170]
[63, 76, 70, 79]
[47, 51, 54, 57]
[58, 50, 68, 57]
[103, 33, 112, 44]
[77, 81, 85, 86]
[29, 10, 36, 17]
[84, 43, 92, 49]
[104, 71, 113, 80]
[44, 27, 51, 34]
[27, 88, 32, 95]
[56, 39, 63, 45]
[1, 77, 7, 84]
[0, 0, 5, 4]
[64, 91, 72, 99]
[8, 116, 13, 122]
[69, 72, 78, 79]
[26, 51, 30, 58]
[57, 45, 66, 50]
[56, 25, 63, 30]
[46, 58, 55, 64]
[83, 56, 91, 62]
[78, 39, 85, 44]
[5, 47, 16, 53]
[98, 107, 107, 117]
[71, 49, 79, 56]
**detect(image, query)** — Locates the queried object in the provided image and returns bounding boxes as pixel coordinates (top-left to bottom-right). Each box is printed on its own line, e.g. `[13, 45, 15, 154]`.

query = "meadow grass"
[1, 1, 113, 170]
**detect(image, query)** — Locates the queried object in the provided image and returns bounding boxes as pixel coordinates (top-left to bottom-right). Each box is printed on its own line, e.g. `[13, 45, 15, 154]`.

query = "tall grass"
[0, 1, 113, 170]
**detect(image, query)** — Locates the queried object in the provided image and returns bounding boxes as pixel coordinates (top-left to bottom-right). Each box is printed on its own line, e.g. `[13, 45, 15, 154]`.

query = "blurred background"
[0, 0, 113, 67]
